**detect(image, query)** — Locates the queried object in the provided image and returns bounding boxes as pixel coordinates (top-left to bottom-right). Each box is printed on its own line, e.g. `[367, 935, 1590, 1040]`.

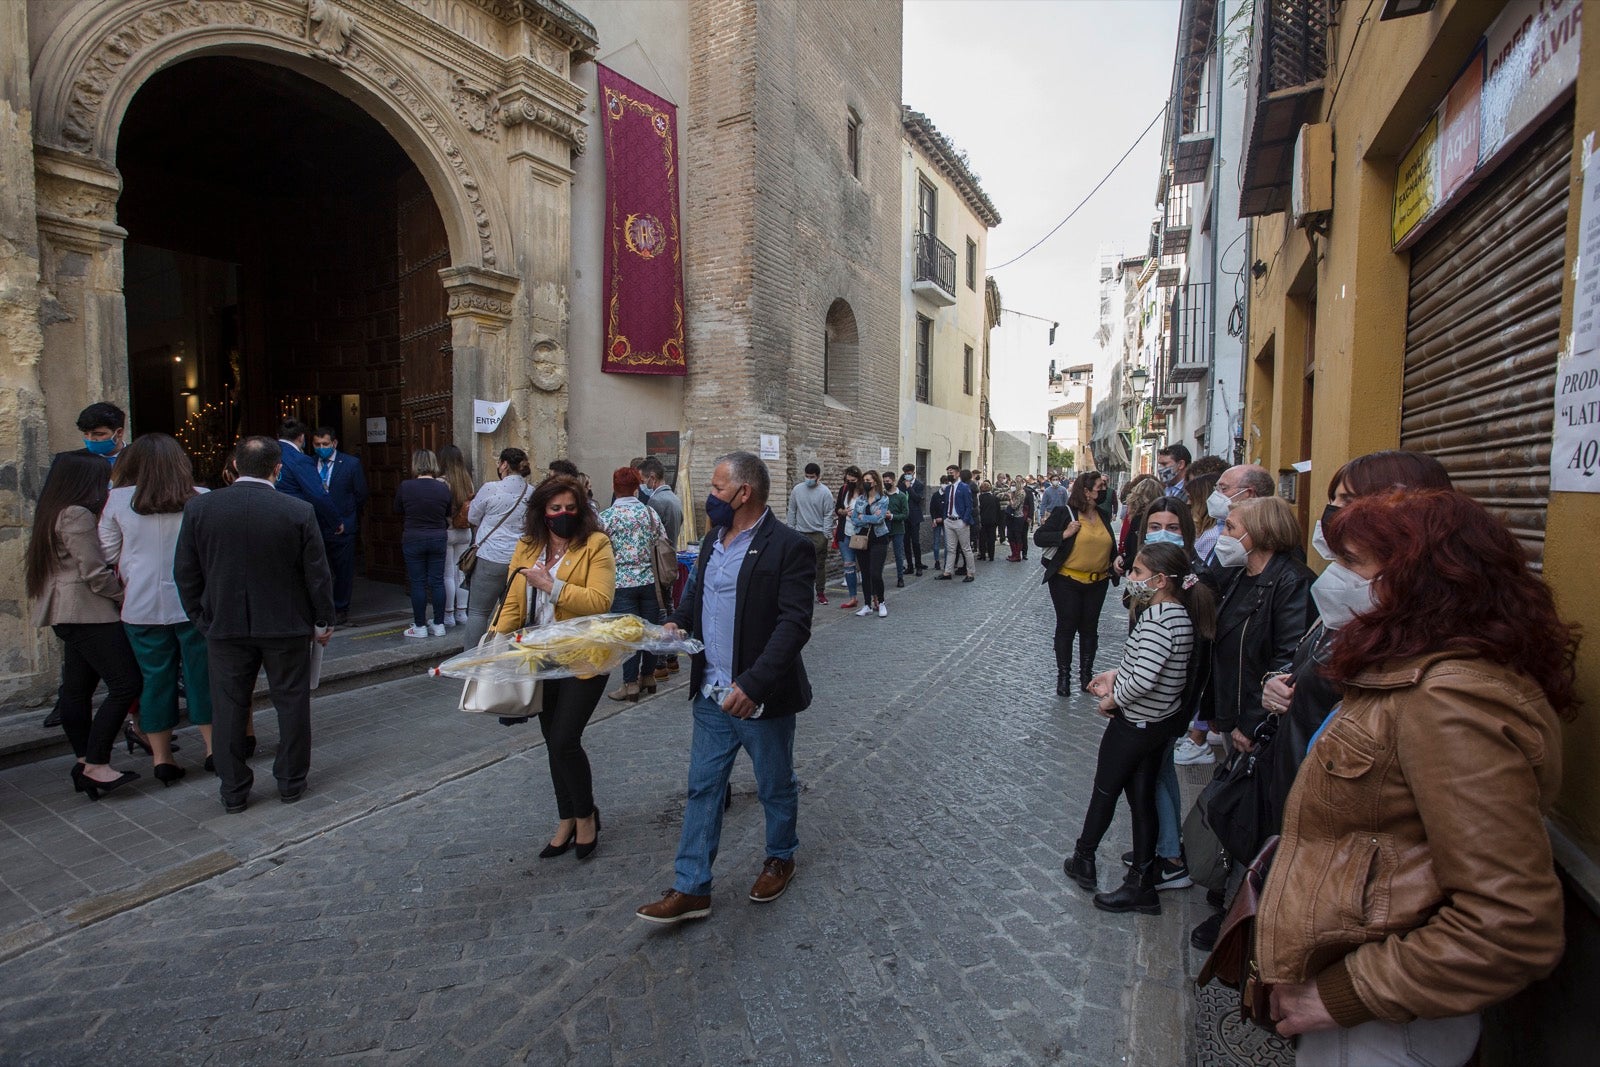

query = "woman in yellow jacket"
[493, 474, 617, 860]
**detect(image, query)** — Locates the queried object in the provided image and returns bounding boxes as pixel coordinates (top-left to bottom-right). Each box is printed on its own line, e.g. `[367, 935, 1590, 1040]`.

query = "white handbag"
[459, 584, 542, 715]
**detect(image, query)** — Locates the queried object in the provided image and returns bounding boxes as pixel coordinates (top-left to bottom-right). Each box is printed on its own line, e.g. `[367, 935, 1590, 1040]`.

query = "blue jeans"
[837, 539, 858, 598]
[932, 522, 946, 569]
[673, 694, 799, 896]
[402, 537, 447, 626]
[610, 583, 661, 682]
[1155, 740, 1182, 859]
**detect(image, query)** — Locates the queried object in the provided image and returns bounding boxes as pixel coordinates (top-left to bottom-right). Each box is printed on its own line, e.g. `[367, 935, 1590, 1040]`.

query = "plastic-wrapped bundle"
[433, 613, 703, 685]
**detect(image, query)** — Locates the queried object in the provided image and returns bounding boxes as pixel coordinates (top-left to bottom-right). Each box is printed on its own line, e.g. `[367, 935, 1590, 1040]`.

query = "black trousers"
[978, 522, 998, 560]
[539, 673, 609, 820]
[1076, 715, 1174, 866]
[209, 635, 312, 805]
[52, 622, 142, 764]
[1009, 516, 1029, 557]
[904, 522, 923, 570]
[861, 535, 890, 602]
[325, 535, 356, 614]
[1047, 573, 1109, 680]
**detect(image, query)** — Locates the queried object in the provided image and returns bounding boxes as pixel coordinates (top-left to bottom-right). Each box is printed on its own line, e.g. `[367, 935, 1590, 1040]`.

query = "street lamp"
[1129, 365, 1150, 398]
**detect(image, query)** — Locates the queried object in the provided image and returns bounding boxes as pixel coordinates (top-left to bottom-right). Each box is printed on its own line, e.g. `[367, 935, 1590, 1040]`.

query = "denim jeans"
[610, 583, 661, 682]
[673, 694, 799, 896]
[836, 539, 858, 598]
[402, 536, 447, 626]
[931, 522, 946, 570]
[1154, 739, 1182, 859]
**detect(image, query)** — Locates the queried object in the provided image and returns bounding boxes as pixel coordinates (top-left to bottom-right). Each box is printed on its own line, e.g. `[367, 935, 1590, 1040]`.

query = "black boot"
[1055, 669, 1070, 697]
[1094, 861, 1160, 915]
[1063, 847, 1098, 891]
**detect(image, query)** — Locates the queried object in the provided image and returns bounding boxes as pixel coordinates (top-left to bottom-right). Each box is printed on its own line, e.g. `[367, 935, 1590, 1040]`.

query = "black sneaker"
[1155, 857, 1193, 891]
[1190, 912, 1223, 951]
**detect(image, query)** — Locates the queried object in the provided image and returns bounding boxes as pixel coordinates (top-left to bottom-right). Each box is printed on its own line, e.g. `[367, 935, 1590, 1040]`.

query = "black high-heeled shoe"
[575, 811, 601, 860]
[70, 763, 86, 793]
[81, 769, 140, 800]
[153, 763, 186, 787]
[124, 722, 153, 756]
[539, 827, 577, 859]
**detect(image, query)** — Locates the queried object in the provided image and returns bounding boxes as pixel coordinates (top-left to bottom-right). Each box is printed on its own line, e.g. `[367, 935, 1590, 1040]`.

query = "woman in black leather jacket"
[1204, 496, 1316, 752]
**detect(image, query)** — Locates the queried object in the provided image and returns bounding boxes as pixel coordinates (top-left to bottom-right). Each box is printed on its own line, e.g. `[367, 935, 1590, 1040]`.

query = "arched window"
[824, 299, 860, 406]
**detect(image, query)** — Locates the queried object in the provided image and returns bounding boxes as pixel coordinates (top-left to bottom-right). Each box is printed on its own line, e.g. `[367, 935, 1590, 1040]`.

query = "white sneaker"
[441, 614, 457, 628]
[1206, 730, 1225, 746]
[428, 622, 446, 637]
[403, 625, 429, 639]
[877, 603, 888, 618]
[855, 605, 873, 617]
[1173, 738, 1216, 766]
[456, 610, 470, 626]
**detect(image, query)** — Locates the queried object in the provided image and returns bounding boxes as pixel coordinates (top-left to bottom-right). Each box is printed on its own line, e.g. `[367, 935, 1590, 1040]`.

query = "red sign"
[1439, 48, 1483, 201]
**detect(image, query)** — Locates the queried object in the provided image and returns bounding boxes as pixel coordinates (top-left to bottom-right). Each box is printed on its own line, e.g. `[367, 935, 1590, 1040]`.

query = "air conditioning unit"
[1292, 123, 1333, 231]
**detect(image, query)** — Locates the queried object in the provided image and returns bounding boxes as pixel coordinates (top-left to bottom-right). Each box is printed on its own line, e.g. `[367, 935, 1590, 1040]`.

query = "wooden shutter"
[1401, 104, 1573, 567]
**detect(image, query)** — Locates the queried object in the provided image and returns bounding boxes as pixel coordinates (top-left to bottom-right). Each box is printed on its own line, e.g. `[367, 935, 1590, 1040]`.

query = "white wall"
[564, 1, 690, 486]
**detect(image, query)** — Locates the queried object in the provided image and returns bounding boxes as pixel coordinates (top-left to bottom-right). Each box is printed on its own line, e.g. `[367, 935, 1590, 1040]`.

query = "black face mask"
[548, 513, 580, 539]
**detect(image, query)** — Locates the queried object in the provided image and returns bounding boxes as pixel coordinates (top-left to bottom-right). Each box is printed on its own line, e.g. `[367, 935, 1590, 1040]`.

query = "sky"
[903, 0, 1180, 435]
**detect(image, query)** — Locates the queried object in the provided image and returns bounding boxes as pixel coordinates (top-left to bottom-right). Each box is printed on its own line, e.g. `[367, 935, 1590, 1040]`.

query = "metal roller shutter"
[1402, 104, 1574, 568]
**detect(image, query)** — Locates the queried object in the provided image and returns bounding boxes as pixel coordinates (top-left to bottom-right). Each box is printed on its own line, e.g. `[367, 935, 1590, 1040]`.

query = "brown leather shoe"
[635, 889, 711, 925]
[749, 857, 796, 903]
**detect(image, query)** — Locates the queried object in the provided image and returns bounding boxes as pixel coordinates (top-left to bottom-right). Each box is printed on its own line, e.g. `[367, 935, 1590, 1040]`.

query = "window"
[966, 238, 977, 290]
[959, 450, 972, 472]
[846, 110, 861, 178]
[916, 449, 930, 485]
[915, 315, 932, 403]
[963, 344, 974, 395]
[824, 299, 859, 405]
[917, 178, 937, 238]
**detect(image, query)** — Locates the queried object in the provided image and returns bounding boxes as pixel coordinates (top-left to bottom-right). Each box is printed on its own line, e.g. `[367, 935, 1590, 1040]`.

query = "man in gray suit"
[175, 436, 335, 813]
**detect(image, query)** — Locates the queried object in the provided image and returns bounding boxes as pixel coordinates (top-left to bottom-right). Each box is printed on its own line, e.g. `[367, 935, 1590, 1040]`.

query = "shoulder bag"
[646, 505, 676, 614]
[1037, 505, 1077, 570]
[458, 483, 527, 579]
[1200, 715, 1279, 863]
[459, 580, 542, 716]
[1196, 836, 1280, 1030]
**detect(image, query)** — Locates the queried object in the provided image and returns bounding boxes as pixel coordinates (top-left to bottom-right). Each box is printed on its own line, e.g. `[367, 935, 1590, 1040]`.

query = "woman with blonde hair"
[1185, 471, 1222, 562]
[1114, 474, 1164, 576]
[436, 444, 476, 627]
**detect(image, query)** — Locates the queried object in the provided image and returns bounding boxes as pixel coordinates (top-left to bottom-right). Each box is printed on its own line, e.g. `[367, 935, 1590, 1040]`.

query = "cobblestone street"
[0, 557, 1278, 1065]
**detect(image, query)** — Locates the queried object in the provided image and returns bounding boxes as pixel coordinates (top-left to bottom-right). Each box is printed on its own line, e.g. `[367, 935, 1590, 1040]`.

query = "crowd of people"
[23, 402, 1581, 1060]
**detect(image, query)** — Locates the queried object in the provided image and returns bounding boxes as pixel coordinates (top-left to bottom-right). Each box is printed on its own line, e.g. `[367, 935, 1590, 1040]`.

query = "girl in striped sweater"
[1062, 542, 1216, 915]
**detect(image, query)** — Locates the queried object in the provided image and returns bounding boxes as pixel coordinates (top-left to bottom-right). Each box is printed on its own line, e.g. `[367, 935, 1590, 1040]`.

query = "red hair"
[1323, 490, 1580, 717]
[612, 466, 641, 497]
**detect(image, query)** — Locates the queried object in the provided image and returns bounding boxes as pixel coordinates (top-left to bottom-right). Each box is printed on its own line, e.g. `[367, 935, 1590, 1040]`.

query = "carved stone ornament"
[306, 0, 355, 57]
[529, 340, 567, 392]
[501, 100, 587, 154]
[45, 0, 500, 268]
[450, 75, 500, 140]
[447, 291, 514, 318]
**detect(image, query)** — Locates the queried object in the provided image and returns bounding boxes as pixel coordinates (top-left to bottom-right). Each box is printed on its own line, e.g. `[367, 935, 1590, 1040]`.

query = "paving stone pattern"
[0, 558, 1281, 1065]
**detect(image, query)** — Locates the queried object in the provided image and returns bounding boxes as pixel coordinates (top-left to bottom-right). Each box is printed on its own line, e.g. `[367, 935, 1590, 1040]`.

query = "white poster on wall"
[473, 399, 511, 434]
[759, 434, 780, 460]
[365, 417, 387, 443]
[1552, 150, 1600, 493]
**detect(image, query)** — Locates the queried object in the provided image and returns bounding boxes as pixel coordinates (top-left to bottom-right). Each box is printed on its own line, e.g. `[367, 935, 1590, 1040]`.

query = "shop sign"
[1393, 0, 1580, 250]
[1552, 151, 1600, 492]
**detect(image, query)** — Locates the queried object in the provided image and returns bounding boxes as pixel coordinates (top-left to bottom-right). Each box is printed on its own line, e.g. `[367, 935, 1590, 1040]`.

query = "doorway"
[116, 56, 453, 581]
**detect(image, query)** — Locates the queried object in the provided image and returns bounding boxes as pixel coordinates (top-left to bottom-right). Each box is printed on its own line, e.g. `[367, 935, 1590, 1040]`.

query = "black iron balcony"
[1239, 0, 1328, 216]
[1168, 281, 1212, 384]
[912, 231, 958, 306]
[1162, 184, 1192, 255]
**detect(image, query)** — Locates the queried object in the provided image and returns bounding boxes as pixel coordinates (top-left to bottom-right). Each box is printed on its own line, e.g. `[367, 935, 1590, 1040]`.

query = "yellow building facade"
[1244, 1, 1596, 1054]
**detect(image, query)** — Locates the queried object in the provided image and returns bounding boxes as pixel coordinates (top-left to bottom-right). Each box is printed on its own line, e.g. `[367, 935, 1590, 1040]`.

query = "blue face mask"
[805, 477, 818, 488]
[638, 485, 653, 501]
[314, 446, 335, 459]
[83, 436, 118, 456]
[1145, 530, 1185, 547]
[704, 490, 737, 529]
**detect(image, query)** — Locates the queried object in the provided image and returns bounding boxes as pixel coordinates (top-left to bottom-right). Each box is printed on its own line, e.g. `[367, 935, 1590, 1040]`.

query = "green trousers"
[124, 622, 213, 731]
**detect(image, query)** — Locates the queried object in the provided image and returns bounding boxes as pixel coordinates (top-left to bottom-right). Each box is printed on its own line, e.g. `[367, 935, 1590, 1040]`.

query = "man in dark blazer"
[276, 418, 342, 541]
[175, 436, 335, 813]
[936, 466, 977, 582]
[311, 426, 369, 625]
[637, 451, 815, 926]
[898, 463, 926, 575]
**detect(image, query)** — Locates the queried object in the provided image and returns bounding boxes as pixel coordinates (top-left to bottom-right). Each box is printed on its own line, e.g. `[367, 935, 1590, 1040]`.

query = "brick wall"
[684, 0, 902, 529]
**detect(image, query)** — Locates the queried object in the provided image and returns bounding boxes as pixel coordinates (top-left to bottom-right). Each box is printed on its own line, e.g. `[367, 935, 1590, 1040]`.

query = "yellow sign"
[1393, 115, 1439, 247]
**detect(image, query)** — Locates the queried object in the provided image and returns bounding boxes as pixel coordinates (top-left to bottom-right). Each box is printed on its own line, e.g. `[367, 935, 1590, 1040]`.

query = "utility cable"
[989, 105, 1168, 272]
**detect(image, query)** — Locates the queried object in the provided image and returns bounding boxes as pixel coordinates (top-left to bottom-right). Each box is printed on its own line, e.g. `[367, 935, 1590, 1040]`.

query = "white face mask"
[1311, 504, 1340, 562]
[1311, 562, 1377, 630]
[1213, 534, 1248, 568]
[1207, 489, 1237, 520]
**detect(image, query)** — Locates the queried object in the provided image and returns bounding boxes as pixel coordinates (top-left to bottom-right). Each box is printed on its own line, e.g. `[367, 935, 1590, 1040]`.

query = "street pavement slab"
[0, 547, 1287, 1065]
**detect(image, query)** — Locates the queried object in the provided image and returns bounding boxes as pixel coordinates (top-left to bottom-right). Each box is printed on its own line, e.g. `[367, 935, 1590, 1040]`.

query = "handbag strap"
[472, 482, 528, 550]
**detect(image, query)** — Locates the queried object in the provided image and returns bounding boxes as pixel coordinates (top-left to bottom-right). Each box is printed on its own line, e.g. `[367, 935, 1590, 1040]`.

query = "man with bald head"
[1206, 464, 1275, 524]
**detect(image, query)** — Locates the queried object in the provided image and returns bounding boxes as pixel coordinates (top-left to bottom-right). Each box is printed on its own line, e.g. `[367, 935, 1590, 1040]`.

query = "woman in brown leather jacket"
[1258, 490, 1578, 1065]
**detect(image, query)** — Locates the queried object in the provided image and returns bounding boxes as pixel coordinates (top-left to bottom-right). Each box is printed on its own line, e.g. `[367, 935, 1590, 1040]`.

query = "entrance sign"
[365, 417, 388, 444]
[1552, 151, 1600, 493]
[473, 399, 510, 434]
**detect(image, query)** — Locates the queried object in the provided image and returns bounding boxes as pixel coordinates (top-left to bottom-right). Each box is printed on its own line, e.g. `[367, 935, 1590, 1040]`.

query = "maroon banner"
[598, 66, 686, 376]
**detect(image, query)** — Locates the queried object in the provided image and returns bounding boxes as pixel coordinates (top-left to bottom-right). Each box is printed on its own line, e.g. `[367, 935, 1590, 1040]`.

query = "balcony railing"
[912, 231, 958, 306]
[1170, 53, 1215, 185]
[1239, 0, 1328, 216]
[1162, 185, 1192, 255]
[1168, 281, 1212, 384]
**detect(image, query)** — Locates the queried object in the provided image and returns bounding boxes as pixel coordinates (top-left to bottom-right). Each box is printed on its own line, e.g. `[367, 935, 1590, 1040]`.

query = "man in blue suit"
[312, 426, 369, 625]
[276, 418, 343, 542]
[935, 465, 977, 583]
